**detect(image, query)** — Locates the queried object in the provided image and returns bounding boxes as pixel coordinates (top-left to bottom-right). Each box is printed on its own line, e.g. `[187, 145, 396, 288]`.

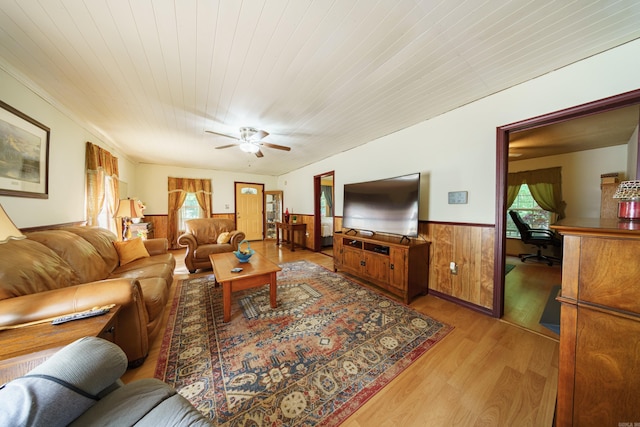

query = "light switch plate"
[448, 191, 468, 204]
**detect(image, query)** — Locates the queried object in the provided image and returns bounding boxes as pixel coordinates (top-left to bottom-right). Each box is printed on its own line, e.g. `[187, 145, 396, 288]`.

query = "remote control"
[231, 267, 243, 273]
[52, 308, 110, 325]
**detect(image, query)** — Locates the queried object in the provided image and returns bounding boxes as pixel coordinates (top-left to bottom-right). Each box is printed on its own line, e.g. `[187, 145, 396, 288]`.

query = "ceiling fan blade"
[205, 130, 240, 140]
[254, 129, 269, 140]
[260, 142, 291, 151]
[215, 144, 237, 149]
[255, 149, 264, 158]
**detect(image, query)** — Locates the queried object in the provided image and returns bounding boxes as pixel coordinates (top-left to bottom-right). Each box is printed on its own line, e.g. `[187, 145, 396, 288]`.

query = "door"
[313, 171, 335, 251]
[235, 182, 264, 240]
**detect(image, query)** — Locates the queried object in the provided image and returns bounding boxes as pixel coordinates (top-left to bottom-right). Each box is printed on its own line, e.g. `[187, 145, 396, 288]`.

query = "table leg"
[269, 272, 278, 309]
[223, 281, 231, 322]
[276, 226, 280, 247]
[290, 229, 295, 251]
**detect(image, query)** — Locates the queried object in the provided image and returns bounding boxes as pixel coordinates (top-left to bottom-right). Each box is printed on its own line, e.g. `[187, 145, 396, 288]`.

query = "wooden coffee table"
[209, 252, 281, 322]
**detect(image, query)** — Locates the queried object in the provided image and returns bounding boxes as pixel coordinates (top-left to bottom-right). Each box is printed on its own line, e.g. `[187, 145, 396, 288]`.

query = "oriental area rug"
[155, 260, 452, 426]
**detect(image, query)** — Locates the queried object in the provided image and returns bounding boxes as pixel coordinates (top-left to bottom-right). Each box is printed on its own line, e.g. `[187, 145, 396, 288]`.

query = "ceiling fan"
[205, 126, 291, 157]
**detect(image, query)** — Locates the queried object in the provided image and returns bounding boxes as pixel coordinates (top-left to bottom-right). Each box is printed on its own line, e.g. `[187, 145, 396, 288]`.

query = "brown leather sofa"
[177, 218, 245, 273]
[0, 226, 175, 367]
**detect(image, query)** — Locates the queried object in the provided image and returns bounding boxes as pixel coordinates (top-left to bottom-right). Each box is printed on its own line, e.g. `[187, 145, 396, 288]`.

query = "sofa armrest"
[0, 280, 150, 364]
[143, 238, 169, 256]
[229, 230, 246, 250]
[0, 337, 127, 426]
[177, 232, 197, 249]
[0, 279, 140, 327]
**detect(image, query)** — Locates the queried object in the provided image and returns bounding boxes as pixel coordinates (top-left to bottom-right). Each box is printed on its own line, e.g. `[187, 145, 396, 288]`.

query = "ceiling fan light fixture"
[240, 142, 259, 153]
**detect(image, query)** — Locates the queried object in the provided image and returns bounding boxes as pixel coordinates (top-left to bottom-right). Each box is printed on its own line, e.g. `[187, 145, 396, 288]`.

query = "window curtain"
[167, 177, 212, 249]
[86, 142, 119, 232]
[321, 185, 333, 215]
[508, 166, 566, 219]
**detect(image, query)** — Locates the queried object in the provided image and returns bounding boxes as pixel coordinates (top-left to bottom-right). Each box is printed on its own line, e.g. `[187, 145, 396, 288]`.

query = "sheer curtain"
[507, 166, 566, 219]
[167, 177, 212, 249]
[85, 142, 119, 233]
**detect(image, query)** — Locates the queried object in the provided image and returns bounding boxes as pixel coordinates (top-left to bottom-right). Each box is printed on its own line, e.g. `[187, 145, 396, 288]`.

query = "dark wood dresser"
[551, 218, 640, 426]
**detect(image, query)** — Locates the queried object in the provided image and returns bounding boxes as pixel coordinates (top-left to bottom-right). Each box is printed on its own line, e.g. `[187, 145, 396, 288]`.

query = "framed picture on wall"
[0, 100, 50, 198]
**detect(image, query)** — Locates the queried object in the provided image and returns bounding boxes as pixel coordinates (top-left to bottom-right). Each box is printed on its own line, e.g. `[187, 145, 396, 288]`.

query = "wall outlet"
[450, 261, 458, 275]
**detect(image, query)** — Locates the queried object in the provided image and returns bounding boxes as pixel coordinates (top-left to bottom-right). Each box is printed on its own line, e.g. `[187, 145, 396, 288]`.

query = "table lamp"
[0, 204, 26, 244]
[613, 180, 640, 220]
[114, 199, 144, 240]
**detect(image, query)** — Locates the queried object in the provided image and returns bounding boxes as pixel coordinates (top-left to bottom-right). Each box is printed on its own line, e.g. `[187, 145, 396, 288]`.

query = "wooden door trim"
[313, 171, 334, 252]
[494, 88, 640, 318]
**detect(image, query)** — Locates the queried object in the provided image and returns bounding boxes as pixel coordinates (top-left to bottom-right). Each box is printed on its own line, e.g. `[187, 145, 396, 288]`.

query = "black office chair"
[509, 210, 562, 266]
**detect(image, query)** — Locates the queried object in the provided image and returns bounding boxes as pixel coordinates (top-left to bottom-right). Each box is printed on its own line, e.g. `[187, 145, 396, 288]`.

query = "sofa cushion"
[109, 261, 174, 289]
[114, 238, 150, 265]
[113, 252, 176, 272]
[0, 238, 80, 300]
[27, 230, 111, 284]
[62, 226, 120, 272]
[193, 243, 234, 260]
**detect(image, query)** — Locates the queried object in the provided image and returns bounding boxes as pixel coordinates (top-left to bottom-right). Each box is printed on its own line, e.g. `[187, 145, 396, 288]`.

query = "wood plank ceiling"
[0, 1, 639, 175]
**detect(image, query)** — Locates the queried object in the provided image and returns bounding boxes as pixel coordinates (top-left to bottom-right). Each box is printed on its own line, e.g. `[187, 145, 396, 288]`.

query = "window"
[177, 192, 204, 232]
[507, 185, 552, 238]
[96, 176, 116, 232]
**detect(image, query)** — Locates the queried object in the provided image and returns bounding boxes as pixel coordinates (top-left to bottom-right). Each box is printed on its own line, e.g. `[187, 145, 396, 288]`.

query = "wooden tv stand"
[333, 232, 429, 303]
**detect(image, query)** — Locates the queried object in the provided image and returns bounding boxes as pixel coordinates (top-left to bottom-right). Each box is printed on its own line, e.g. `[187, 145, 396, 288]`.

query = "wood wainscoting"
[422, 221, 495, 314]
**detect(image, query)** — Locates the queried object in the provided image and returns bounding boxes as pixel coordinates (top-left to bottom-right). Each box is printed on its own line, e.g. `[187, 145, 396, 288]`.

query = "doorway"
[494, 88, 640, 319]
[235, 182, 264, 241]
[313, 171, 335, 253]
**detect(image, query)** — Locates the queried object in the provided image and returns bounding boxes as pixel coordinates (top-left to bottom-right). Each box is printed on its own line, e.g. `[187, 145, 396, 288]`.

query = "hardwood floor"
[503, 255, 562, 340]
[123, 241, 558, 426]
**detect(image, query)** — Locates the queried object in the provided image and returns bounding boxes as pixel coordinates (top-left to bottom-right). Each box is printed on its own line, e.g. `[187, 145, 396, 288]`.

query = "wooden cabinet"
[552, 218, 640, 426]
[333, 232, 429, 303]
[264, 191, 283, 239]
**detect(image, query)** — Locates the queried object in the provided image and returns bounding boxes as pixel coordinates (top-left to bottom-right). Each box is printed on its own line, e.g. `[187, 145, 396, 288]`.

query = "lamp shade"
[613, 180, 640, 200]
[114, 199, 144, 218]
[0, 205, 26, 244]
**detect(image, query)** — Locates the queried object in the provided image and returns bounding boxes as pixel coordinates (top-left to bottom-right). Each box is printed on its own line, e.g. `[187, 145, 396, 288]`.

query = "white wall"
[509, 145, 628, 219]
[0, 66, 137, 228]
[279, 39, 640, 224]
[134, 163, 278, 215]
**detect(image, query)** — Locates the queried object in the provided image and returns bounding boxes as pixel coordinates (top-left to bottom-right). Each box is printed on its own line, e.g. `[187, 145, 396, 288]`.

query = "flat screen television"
[342, 173, 420, 237]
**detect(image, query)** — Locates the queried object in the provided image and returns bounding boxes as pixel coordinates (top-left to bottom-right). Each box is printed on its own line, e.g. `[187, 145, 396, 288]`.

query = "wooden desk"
[275, 222, 306, 251]
[209, 252, 281, 322]
[0, 306, 119, 383]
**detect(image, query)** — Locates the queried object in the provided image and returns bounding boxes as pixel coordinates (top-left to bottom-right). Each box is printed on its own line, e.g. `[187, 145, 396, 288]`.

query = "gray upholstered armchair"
[177, 218, 245, 273]
[0, 337, 210, 426]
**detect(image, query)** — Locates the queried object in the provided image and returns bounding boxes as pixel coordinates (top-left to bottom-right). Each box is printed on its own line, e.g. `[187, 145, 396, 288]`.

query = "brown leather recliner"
[177, 218, 245, 273]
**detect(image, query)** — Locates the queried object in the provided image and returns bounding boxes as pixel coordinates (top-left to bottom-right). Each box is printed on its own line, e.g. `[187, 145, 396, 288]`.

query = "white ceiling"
[1, 1, 640, 175]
